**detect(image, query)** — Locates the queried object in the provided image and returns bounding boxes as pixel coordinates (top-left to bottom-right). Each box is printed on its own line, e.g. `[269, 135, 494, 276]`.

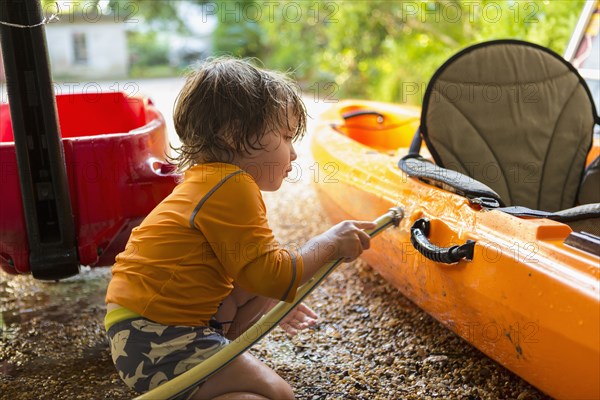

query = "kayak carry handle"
[342, 110, 385, 124]
[410, 219, 475, 264]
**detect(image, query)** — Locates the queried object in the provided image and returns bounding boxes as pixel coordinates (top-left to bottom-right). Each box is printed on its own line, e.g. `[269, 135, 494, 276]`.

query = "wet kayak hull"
[311, 100, 600, 400]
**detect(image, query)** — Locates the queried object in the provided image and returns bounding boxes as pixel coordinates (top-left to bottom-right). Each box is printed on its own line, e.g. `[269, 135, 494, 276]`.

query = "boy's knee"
[256, 367, 293, 400]
[267, 380, 294, 400]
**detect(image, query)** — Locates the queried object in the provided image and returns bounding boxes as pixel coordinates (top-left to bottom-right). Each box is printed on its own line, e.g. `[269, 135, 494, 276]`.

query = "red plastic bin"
[0, 92, 178, 275]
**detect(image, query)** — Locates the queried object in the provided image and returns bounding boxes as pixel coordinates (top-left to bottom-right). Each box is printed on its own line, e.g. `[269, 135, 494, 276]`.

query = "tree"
[285, 0, 587, 104]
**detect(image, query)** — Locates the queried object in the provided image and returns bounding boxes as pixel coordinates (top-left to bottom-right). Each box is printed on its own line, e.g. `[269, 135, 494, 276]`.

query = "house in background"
[44, 13, 129, 79]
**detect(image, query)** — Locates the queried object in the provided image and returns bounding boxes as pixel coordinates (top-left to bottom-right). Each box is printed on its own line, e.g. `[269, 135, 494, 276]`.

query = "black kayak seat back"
[578, 155, 600, 205]
[418, 40, 599, 212]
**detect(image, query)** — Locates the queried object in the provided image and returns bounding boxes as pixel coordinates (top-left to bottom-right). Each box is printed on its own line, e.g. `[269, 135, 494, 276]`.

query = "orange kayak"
[311, 100, 600, 400]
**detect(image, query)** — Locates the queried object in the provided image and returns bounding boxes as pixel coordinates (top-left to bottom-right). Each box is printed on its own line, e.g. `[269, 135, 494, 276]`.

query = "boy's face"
[237, 115, 298, 192]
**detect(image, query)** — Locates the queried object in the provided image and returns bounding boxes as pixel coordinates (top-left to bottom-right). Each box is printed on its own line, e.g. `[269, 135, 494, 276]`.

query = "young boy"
[105, 57, 376, 400]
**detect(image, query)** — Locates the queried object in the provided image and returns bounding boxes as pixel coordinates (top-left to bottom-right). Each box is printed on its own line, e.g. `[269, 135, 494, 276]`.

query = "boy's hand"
[298, 219, 377, 285]
[325, 220, 377, 262]
[279, 302, 318, 337]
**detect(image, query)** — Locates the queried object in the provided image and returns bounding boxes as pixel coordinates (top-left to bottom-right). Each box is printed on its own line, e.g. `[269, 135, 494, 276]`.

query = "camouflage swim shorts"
[106, 317, 229, 399]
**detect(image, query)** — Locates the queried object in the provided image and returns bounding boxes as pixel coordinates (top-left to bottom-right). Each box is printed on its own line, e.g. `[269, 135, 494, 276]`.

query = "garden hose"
[136, 207, 403, 400]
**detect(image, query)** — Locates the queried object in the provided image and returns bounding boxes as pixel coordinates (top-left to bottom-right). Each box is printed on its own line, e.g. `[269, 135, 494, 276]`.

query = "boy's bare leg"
[212, 394, 267, 400]
[226, 293, 275, 339]
[193, 287, 319, 399]
[216, 286, 318, 339]
[213, 288, 273, 339]
[189, 352, 293, 400]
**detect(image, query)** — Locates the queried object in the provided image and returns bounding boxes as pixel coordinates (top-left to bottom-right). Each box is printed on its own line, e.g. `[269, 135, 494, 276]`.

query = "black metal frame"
[0, 0, 78, 279]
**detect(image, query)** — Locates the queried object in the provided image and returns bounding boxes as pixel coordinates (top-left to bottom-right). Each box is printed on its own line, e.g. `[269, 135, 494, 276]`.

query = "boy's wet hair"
[171, 56, 307, 172]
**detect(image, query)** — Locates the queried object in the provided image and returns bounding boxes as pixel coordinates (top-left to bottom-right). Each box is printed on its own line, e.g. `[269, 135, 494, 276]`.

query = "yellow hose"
[136, 207, 403, 400]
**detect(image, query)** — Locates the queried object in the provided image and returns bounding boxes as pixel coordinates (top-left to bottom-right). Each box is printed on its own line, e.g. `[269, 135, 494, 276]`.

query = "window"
[72, 32, 88, 64]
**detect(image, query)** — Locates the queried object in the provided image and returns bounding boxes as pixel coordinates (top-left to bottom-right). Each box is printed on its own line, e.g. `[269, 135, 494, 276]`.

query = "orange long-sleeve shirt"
[105, 162, 303, 326]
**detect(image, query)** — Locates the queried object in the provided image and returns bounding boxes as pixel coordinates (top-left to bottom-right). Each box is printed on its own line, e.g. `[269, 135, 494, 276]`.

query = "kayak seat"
[571, 156, 600, 234]
[578, 155, 600, 205]
[399, 154, 505, 208]
[413, 40, 600, 213]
